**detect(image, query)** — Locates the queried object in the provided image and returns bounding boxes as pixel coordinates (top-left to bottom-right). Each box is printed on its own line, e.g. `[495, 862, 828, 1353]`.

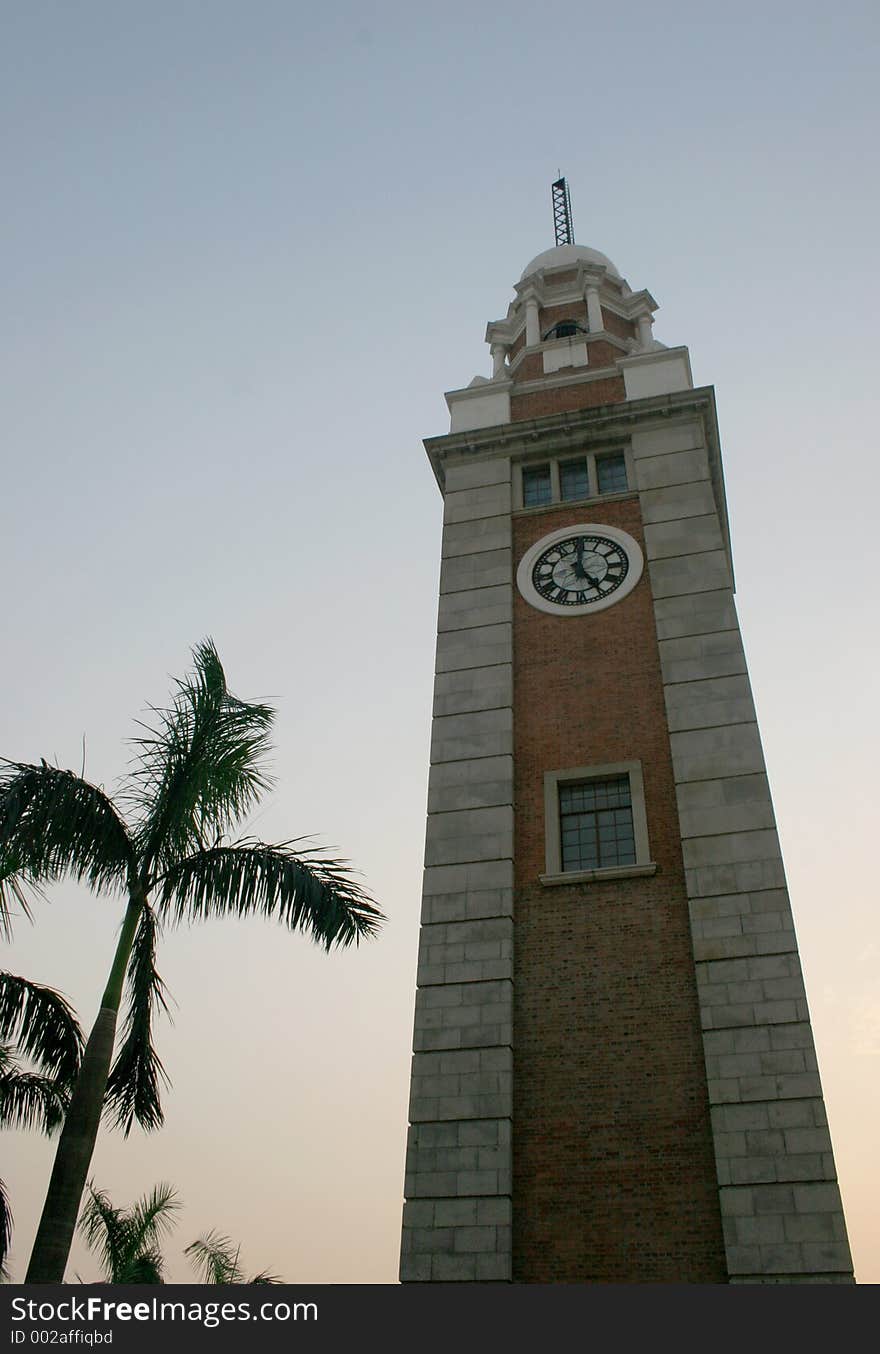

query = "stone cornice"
[504, 331, 634, 378]
[427, 385, 717, 459]
[486, 264, 634, 344]
[427, 382, 732, 588]
[443, 376, 513, 410]
[512, 259, 621, 305]
[618, 288, 658, 317]
[425, 387, 729, 563]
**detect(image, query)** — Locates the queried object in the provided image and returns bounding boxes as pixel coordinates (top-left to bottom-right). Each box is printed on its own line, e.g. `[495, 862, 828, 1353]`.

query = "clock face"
[516, 524, 644, 616]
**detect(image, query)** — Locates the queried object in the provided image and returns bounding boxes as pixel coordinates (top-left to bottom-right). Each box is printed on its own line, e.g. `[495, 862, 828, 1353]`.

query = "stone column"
[585, 284, 603, 334]
[525, 296, 540, 347]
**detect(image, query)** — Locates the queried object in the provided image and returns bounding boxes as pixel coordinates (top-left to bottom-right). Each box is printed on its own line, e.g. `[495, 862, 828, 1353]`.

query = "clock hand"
[577, 544, 604, 588]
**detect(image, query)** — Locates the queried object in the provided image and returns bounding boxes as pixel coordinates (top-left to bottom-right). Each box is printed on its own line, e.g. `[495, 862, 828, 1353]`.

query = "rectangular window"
[522, 465, 552, 507]
[516, 447, 633, 510]
[559, 776, 636, 872]
[596, 452, 628, 495]
[542, 760, 655, 884]
[560, 458, 590, 501]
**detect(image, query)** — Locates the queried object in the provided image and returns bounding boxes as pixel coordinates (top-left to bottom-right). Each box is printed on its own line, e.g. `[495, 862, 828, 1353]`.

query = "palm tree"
[0, 640, 383, 1283]
[0, 971, 84, 1277]
[184, 1230, 281, 1284]
[79, 1184, 282, 1284]
[78, 1183, 179, 1284]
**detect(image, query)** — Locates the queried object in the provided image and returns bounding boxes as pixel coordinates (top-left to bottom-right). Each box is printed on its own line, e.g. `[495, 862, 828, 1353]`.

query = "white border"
[542, 760, 652, 876]
[516, 523, 644, 616]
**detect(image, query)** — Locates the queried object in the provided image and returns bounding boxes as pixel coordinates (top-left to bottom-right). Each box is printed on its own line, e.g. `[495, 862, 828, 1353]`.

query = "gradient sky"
[2, 0, 878, 1284]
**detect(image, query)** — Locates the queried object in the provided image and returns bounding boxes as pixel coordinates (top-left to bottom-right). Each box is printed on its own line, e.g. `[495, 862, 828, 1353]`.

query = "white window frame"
[540, 760, 657, 886]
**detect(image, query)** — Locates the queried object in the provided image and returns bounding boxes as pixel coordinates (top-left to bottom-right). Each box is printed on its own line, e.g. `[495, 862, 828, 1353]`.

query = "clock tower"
[400, 195, 853, 1283]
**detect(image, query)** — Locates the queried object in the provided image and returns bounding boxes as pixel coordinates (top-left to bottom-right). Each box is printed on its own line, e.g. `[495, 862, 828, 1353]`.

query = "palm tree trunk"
[25, 892, 144, 1283]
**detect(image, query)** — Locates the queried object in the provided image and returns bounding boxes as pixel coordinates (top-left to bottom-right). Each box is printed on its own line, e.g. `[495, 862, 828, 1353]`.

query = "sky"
[2, 0, 878, 1284]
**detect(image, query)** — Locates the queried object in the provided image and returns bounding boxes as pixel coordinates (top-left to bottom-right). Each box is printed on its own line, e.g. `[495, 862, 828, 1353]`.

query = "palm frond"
[0, 972, 83, 1086]
[128, 1183, 179, 1252]
[184, 1230, 245, 1285]
[184, 1230, 282, 1285]
[78, 1186, 130, 1282]
[0, 846, 41, 941]
[104, 906, 171, 1135]
[123, 640, 275, 878]
[0, 1177, 12, 1279]
[157, 839, 384, 949]
[0, 761, 134, 899]
[120, 1250, 165, 1284]
[79, 1183, 178, 1283]
[0, 1046, 70, 1134]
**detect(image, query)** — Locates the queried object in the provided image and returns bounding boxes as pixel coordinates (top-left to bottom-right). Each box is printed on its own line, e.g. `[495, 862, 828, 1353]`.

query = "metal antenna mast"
[551, 176, 574, 246]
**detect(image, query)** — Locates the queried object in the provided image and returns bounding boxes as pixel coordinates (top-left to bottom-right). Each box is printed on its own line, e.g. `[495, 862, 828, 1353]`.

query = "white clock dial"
[516, 524, 644, 616]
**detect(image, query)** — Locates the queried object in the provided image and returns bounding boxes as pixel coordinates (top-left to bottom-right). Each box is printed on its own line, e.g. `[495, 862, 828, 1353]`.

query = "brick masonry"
[511, 498, 727, 1282]
[511, 374, 626, 423]
[601, 306, 637, 341]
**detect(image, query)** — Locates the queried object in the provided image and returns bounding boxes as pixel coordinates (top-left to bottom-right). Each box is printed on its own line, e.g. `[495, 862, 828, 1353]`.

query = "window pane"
[560, 776, 629, 814]
[522, 465, 552, 506]
[561, 822, 598, 871]
[560, 458, 590, 501]
[596, 452, 627, 494]
[560, 775, 634, 871]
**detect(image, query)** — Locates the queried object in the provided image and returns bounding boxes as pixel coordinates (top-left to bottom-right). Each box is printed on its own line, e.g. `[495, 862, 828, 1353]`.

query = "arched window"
[542, 319, 587, 341]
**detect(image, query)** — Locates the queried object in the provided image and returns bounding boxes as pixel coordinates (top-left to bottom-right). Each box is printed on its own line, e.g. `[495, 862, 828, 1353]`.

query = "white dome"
[519, 243, 620, 281]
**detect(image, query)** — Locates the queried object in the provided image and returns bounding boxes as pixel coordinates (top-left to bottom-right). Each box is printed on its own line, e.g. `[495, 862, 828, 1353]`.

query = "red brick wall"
[510, 353, 546, 383]
[538, 300, 588, 335]
[511, 498, 727, 1282]
[601, 306, 637, 341]
[583, 338, 623, 368]
[511, 375, 626, 421]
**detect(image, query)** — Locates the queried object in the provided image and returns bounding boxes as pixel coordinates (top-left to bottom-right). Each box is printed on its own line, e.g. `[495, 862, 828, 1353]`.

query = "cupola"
[445, 181, 694, 434]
